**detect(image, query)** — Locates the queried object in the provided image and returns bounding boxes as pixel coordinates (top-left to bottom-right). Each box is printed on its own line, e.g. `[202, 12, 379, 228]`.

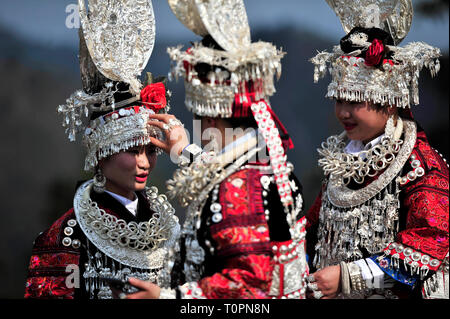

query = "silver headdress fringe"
[83, 107, 163, 171]
[311, 0, 441, 108]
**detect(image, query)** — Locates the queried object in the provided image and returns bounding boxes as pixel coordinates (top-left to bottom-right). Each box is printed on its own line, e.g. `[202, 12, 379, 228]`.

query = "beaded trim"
[379, 242, 442, 278]
[397, 153, 425, 186]
[251, 101, 295, 216]
[311, 41, 441, 109]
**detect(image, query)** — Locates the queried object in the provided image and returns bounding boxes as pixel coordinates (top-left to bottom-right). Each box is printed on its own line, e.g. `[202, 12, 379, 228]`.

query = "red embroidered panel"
[25, 276, 75, 299]
[199, 254, 273, 299]
[25, 209, 80, 299]
[210, 169, 271, 258]
[392, 131, 449, 261]
[200, 169, 274, 298]
[28, 252, 79, 272]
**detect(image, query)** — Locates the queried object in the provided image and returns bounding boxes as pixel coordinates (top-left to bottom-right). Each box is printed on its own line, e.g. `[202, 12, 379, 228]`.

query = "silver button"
[256, 226, 267, 233]
[407, 171, 416, 181]
[67, 219, 77, 227]
[421, 255, 430, 265]
[212, 213, 223, 223]
[415, 167, 425, 177]
[210, 203, 222, 213]
[72, 239, 81, 249]
[412, 252, 421, 262]
[430, 259, 440, 268]
[411, 160, 421, 168]
[280, 245, 288, 254]
[403, 248, 413, 257]
[64, 227, 73, 237]
[62, 237, 72, 247]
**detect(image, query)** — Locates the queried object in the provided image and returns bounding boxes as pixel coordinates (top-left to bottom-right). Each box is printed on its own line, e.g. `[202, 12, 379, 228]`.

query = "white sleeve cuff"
[365, 258, 386, 289]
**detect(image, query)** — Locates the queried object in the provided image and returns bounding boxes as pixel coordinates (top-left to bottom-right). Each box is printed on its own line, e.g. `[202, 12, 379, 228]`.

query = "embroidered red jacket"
[24, 209, 80, 299]
[306, 129, 449, 294]
[176, 167, 308, 299]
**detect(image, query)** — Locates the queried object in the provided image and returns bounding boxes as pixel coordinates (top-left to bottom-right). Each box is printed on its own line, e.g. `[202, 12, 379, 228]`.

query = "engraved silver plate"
[78, 0, 156, 94]
[195, 0, 251, 52]
[325, 0, 412, 45]
[168, 0, 208, 36]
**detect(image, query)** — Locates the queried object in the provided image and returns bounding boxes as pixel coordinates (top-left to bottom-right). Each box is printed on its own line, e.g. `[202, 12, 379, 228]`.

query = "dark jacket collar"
[90, 189, 155, 223]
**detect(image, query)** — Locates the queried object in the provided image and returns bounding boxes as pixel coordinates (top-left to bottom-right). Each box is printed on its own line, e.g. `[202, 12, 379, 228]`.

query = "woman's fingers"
[128, 277, 152, 290]
[125, 291, 152, 299]
[125, 277, 161, 299]
[149, 136, 168, 151]
[148, 113, 176, 122]
[148, 120, 167, 130]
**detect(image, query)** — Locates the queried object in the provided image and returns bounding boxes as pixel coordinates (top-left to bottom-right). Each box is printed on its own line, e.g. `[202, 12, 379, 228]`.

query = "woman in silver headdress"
[24, 0, 183, 299]
[306, 0, 448, 299]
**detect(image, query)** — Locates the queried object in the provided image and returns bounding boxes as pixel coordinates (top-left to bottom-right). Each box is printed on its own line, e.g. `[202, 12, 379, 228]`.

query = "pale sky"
[0, 0, 448, 51]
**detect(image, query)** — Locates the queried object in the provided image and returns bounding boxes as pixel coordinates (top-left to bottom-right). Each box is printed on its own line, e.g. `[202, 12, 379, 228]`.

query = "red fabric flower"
[365, 39, 385, 67]
[140, 82, 167, 112]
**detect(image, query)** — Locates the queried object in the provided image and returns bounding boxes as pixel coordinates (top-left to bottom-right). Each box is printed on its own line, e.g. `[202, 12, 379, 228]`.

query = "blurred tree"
[415, 0, 449, 18]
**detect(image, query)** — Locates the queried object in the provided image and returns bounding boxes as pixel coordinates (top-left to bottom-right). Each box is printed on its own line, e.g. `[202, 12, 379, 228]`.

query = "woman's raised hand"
[148, 114, 189, 157]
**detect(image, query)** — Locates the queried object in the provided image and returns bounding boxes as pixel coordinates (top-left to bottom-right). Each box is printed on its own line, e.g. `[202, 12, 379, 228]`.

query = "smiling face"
[99, 144, 157, 200]
[334, 99, 396, 144]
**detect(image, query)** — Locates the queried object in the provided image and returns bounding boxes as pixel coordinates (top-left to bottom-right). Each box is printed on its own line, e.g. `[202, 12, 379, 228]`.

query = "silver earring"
[93, 169, 106, 193]
[385, 115, 395, 139]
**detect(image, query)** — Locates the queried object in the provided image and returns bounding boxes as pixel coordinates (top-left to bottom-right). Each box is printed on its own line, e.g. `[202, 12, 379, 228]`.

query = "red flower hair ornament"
[140, 82, 167, 112]
[365, 39, 385, 67]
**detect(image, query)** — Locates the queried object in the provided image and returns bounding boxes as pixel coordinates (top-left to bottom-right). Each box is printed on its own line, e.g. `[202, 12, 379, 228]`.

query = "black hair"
[89, 81, 134, 121]
[340, 27, 395, 67]
[194, 35, 231, 82]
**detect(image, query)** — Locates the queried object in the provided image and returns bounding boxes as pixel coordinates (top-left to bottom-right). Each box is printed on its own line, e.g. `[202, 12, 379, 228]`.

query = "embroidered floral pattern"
[25, 210, 80, 299]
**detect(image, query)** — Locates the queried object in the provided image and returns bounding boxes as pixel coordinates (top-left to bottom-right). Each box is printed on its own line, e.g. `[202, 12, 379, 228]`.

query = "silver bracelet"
[340, 261, 351, 296]
[348, 261, 366, 291]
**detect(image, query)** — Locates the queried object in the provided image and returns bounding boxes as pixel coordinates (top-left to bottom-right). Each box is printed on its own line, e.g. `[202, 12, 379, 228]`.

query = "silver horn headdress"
[167, 0, 299, 215]
[167, 0, 284, 118]
[311, 0, 441, 108]
[58, 0, 169, 171]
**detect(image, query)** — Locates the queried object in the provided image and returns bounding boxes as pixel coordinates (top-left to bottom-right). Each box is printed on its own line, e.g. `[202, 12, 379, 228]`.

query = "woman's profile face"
[334, 100, 393, 144]
[99, 144, 157, 200]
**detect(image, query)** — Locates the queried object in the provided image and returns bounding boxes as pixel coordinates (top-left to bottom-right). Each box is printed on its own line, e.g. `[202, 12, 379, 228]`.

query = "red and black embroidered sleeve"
[381, 131, 449, 273]
[24, 209, 81, 299]
[194, 169, 274, 299]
